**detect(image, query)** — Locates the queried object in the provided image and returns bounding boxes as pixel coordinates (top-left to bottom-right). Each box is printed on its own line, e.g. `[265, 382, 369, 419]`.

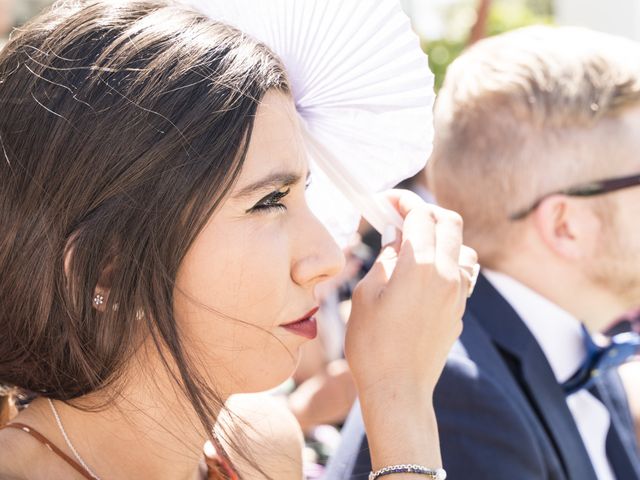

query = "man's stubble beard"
[586, 208, 640, 318]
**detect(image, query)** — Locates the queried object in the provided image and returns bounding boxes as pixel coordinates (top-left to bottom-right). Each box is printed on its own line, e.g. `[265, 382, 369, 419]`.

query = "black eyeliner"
[246, 187, 291, 213]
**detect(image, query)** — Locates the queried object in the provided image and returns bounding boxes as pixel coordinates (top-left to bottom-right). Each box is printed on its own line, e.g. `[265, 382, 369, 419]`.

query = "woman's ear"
[92, 262, 115, 312]
[533, 195, 602, 261]
[64, 236, 114, 312]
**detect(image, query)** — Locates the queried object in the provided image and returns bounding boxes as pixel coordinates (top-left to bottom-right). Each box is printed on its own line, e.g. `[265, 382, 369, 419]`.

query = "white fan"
[184, 0, 435, 244]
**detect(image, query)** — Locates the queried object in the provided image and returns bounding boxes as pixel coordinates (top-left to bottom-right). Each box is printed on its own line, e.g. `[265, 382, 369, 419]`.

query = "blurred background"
[3, 0, 639, 89]
[1, 0, 51, 44]
[402, 0, 553, 90]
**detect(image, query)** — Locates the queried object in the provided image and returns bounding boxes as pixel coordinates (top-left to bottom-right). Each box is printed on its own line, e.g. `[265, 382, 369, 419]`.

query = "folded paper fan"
[184, 0, 435, 244]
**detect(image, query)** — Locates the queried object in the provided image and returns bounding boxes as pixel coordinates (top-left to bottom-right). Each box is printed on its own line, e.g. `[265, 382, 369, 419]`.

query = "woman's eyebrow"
[232, 170, 309, 199]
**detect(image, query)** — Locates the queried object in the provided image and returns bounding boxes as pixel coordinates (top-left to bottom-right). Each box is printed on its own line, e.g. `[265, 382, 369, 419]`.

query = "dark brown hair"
[0, 0, 289, 475]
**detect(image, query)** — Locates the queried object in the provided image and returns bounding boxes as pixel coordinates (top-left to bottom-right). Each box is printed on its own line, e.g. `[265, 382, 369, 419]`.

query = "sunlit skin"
[0, 90, 344, 479]
[496, 105, 640, 332]
[174, 91, 345, 397]
[574, 106, 640, 318]
[0, 89, 477, 480]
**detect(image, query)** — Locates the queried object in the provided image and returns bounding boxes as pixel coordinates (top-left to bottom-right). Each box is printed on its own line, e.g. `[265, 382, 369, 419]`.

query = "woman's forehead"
[238, 91, 307, 186]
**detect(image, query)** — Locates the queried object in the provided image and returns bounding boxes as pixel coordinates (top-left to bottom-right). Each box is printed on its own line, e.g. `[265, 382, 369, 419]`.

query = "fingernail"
[467, 263, 481, 298]
[381, 225, 396, 247]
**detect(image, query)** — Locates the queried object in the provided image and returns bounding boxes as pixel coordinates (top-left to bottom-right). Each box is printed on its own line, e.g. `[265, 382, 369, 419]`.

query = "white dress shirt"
[483, 269, 616, 480]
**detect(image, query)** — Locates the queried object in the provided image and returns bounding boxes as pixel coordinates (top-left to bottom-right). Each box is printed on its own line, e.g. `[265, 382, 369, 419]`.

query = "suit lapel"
[468, 274, 598, 480]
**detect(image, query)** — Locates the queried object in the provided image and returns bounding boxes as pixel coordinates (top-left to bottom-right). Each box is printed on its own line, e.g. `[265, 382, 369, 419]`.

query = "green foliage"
[423, 0, 553, 92]
[486, 1, 553, 37]
[423, 38, 466, 92]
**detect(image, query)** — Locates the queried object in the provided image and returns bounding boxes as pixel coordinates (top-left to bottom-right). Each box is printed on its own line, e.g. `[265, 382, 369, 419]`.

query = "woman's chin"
[232, 354, 301, 395]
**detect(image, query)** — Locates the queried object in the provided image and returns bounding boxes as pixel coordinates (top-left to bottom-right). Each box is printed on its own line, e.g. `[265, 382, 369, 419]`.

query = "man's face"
[584, 107, 640, 317]
[587, 186, 640, 315]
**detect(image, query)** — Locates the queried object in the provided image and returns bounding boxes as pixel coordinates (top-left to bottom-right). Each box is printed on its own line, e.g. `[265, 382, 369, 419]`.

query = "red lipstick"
[281, 307, 319, 339]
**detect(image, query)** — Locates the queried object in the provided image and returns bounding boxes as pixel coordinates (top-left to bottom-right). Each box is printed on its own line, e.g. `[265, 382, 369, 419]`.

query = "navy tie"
[562, 326, 640, 395]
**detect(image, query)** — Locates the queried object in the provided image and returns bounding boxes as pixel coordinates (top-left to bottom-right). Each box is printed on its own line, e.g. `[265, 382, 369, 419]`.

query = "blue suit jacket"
[326, 275, 640, 480]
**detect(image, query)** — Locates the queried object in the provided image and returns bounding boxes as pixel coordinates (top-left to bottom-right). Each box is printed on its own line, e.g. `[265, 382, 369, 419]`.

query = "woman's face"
[174, 91, 344, 396]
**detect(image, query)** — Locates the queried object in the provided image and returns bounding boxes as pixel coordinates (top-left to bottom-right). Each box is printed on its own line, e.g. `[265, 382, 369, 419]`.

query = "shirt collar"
[482, 268, 586, 383]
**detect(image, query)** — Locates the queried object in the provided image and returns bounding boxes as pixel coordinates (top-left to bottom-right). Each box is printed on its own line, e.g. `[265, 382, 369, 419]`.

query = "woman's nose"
[290, 212, 346, 289]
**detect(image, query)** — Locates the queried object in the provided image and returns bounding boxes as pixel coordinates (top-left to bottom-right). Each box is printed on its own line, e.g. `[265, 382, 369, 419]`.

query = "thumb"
[356, 228, 401, 299]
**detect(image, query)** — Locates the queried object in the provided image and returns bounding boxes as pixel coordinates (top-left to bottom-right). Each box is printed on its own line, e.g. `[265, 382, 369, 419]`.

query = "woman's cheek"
[208, 221, 293, 325]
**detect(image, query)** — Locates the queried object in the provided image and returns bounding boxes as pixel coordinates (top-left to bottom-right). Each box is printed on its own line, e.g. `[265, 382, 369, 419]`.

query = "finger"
[467, 263, 481, 297]
[434, 210, 464, 280]
[376, 189, 430, 220]
[402, 205, 437, 264]
[389, 204, 435, 293]
[356, 244, 398, 300]
[458, 245, 478, 270]
[459, 264, 474, 297]
[458, 246, 479, 297]
[381, 225, 401, 249]
[353, 225, 402, 302]
[379, 189, 437, 268]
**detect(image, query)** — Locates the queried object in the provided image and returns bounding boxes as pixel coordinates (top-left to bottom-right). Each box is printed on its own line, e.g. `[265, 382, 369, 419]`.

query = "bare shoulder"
[0, 425, 84, 480]
[0, 427, 34, 479]
[216, 393, 304, 479]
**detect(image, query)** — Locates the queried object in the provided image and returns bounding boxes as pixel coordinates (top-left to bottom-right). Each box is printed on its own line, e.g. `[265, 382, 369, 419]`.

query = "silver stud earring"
[93, 293, 105, 306]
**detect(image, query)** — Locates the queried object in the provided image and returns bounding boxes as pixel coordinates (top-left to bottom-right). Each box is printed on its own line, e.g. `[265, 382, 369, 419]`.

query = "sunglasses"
[509, 172, 640, 221]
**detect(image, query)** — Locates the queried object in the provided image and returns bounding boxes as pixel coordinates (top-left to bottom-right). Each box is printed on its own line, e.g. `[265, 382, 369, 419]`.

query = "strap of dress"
[1, 422, 239, 480]
[0, 422, 94, 479]
[205, 453, 240, 480]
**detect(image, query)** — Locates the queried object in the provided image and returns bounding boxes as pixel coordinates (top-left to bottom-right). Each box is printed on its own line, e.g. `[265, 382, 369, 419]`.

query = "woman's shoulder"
[0, 424, 86, 480]
[0, 426, 36, 479]
[217, 393, 304, 480]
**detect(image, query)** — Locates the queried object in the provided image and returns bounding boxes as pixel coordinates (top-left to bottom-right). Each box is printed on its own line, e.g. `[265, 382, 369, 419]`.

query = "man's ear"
[532, 195, 602, 261]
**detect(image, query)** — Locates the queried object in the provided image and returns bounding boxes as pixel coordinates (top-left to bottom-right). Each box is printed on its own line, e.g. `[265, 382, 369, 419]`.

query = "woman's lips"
[281, 306, 319, 339]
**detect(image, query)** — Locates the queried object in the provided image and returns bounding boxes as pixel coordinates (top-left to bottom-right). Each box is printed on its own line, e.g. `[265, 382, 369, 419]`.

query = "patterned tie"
[562, 326, 640, 395]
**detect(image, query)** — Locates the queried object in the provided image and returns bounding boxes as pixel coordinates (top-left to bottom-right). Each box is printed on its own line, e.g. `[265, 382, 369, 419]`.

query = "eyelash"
[251, 188, 291, 214]
[249, 176, 312, 215]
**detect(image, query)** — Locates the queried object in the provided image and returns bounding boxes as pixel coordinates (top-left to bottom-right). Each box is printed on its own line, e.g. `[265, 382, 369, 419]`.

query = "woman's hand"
[345, 189, 476, 396]
[344, 189, 477, 471]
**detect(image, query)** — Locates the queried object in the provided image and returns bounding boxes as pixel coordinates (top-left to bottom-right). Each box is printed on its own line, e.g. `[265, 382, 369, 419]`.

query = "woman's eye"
[249, 187, 291, 214]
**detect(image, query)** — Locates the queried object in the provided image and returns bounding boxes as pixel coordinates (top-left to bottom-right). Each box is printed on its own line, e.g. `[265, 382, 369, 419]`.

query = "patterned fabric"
[562, 326, 640, 395]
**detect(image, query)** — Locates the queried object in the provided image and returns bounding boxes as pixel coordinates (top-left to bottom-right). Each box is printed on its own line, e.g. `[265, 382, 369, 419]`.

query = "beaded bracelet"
[368, 464, 447, 480]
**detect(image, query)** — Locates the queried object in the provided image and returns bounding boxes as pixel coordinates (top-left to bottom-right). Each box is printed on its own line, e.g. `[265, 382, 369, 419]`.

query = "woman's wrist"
[355, 374, 436, 405]
[359, 391, 442, 470]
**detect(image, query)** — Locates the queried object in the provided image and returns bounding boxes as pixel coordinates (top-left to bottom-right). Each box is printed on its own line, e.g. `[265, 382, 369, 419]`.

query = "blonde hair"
[428, 25, 640, 266]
